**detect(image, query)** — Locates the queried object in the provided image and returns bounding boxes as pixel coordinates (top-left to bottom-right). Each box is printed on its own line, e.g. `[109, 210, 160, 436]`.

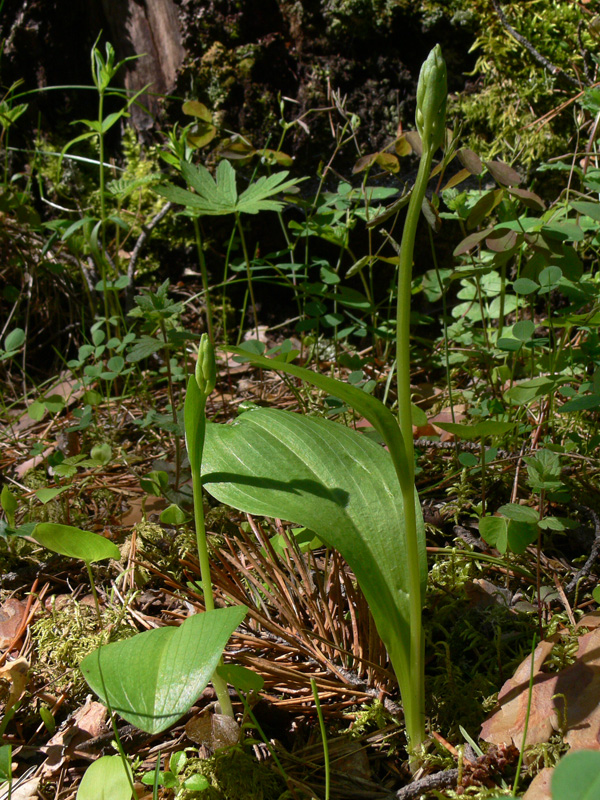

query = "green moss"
[32, 596, 134, 699]
[425, 0, 593, 166]
[179, 746, 288, 800]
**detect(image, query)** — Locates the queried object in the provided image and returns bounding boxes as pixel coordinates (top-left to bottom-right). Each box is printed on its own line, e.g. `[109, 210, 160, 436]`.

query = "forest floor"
[2, 286, 600, 800]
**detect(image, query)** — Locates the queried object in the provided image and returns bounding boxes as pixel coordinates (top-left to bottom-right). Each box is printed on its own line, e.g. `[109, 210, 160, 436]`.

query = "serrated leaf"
[126, 336, 164, 362]
[236, 171, 303, 214]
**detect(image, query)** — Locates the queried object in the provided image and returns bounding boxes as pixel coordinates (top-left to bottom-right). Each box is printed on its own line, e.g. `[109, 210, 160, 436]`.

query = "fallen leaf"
[481, 627, 600, 751]
[0, 599, 27, 649]
[522, 766, 553, 800]
[185, 707, 240, 750]
[41, 697, 107, 777]
[9, 777, 41, 800]
[121, 495, 167, 527]
[0, 657, 29, 711]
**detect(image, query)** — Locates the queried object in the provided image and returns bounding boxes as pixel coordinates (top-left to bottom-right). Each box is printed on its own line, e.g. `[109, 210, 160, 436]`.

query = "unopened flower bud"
[415, 44, 447, 154]
[195, 334, 216, 398]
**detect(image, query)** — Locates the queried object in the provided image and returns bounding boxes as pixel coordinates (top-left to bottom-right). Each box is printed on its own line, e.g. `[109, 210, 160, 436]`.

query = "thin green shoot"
[512, 633, 537, 797]
[311, 678, 330, 800]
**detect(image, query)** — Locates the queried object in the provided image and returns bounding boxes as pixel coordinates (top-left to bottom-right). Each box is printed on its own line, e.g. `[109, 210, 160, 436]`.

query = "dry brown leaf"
[121, 495, 167, 527]
[522, 767, 553, 800]
[481, 627, 600, 751]
[41, 697, 107, 777]
[0, 599, 27, 649]
[185, 708, 240, 750]
[0, 657, 29, 711]
[9, 777, 41, 800]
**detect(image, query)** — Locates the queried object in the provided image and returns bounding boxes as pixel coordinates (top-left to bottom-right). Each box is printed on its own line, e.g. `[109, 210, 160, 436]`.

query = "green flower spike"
[415, 43, 447, 154]
[195, 333, 217, 399]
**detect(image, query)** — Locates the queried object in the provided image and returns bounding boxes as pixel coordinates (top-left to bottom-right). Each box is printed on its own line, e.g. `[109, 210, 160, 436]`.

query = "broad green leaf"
[1, 486, 17, 525]
[202, 407, 425, 714]
[80, 607, 247, 733]
[27, 401, 46, 421]
[434, 420, 514, 440]
[498, 503, 539, 524]
[558, 394, 600, 413]
[552, 750, 600, 800]
[76, 755, 132, 800]
[160, 504, 189, 525]
[504, 375, 564, 406]
[479, 516, 508, 553]
[182, 100, 212, 121]
[0, 744, 11, 781]
[222, 347, 411, 484]
[506, 520, 538, 553]
[4, 328, 25, 352]
[216, 663, 264, 692]
[34, 487, 68, 504]
[513, 277, 538, 295]
[513, 320, 535, 341]
[570, 200, 600, 221]
[33, 522, 120, 562]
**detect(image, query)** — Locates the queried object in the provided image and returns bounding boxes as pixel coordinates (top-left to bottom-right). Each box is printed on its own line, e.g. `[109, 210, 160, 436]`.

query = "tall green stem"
[394, 147, 433, 752]
[190, 465, 233, 717]
[185, 336, 234, 718]
[393, 43, 447, 754]
[192, 217, 214, 342]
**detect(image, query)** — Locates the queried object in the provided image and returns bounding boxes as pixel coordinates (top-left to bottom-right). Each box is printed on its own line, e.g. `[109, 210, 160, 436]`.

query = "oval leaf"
[202, 408, 425, 711]
[552, 749, 600, 800]
[435, 421, 514, 440]
[77, 755, 133, 800]
[80, 606, 247, 734]
[484, 160, 522, 187]
[458, 148, 483, 175]
[34, 523, 120, 563]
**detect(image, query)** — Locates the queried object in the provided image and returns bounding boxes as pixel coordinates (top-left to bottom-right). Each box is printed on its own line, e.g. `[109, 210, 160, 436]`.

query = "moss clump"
[179, 746, 288, 800]
[32, 596, 134, 699]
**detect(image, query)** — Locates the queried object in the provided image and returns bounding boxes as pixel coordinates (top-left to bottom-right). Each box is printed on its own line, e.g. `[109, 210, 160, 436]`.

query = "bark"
[101, 0, 186, 129]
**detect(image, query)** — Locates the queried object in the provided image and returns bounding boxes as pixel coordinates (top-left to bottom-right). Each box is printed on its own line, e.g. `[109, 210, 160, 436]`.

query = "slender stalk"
[85, 561, 103, 629]
[192, 217, 214, 342]
[185, 336, 234, 718]
[311, 678, 330, 800]
[235, 213, 260, 337]
[190, 466, 234, 717]
[393, 43, 447, 754]
[394, 146, 434, 752]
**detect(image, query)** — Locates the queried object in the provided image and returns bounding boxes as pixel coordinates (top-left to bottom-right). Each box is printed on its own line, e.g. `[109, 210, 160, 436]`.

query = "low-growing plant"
[199, 45, 447, 757]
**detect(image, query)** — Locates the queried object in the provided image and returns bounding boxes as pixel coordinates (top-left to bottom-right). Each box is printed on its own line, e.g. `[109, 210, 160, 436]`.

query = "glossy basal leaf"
[76, 756, 132, 800]
[202, 407, 425, 703]
[223, 347, 411, 484]
[80, 606, 247, 734]
[34, 522, 120, 562]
